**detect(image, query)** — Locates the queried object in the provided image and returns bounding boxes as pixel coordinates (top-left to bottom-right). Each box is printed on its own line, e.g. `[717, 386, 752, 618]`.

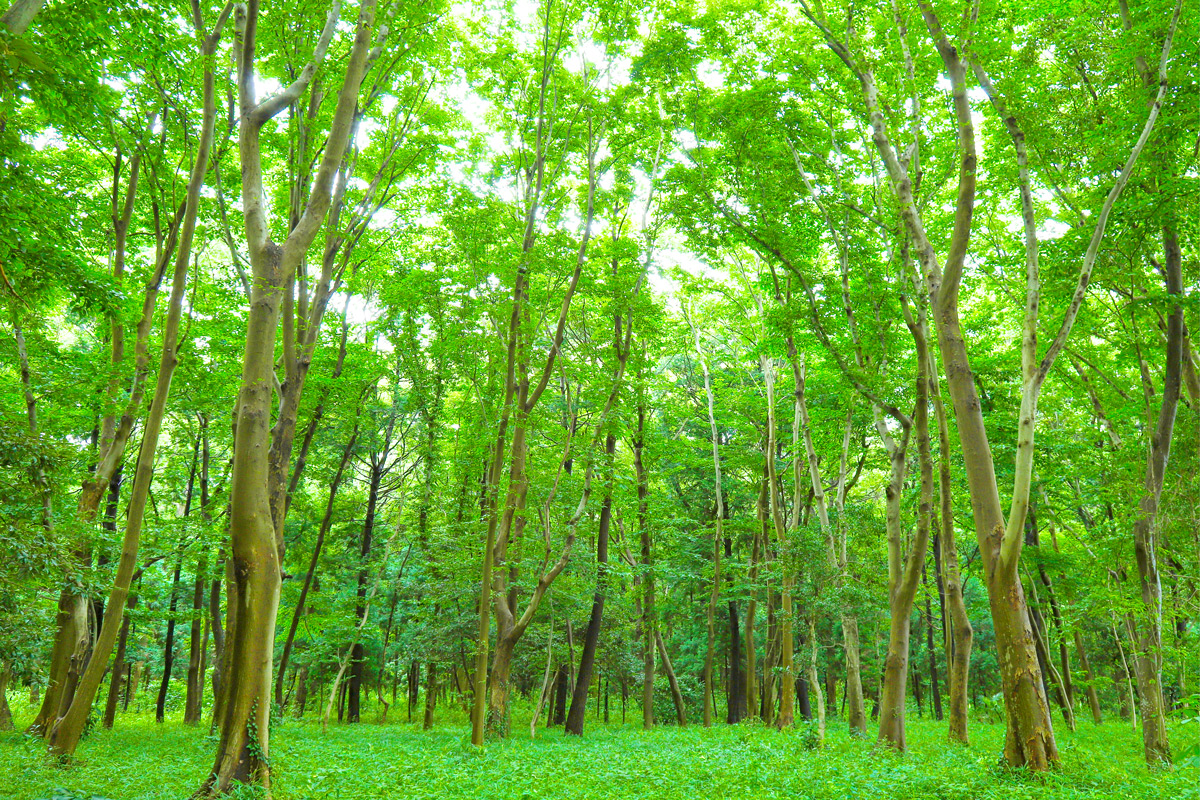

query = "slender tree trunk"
[565, 433, 617, 736]
[348, 461, 382, 723]
[1129, 222, 1182, 766]
[276, 424, 357, 708]
[0, 662, 14, 730]
[924, 570, 943, 721]
[1074, 631, 1103, 725]
[635, 399, 654, 730]
[102, 594, 133, 729]
[43, 43, 219, 748]
[186, 424, 212, 724]
[156, 554, 185, 723]
[760, 356, 794, 728]
[745, 464, 767, 718]
[655, 630, 686, 726]
[726, 537, 744, 724]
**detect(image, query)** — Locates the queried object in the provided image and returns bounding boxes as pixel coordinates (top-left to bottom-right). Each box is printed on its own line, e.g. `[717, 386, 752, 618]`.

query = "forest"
[0, 0, 1197, 797]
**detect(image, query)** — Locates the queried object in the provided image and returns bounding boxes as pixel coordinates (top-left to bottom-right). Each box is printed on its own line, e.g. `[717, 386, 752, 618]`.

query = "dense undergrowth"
[1, 702, 1196, 800]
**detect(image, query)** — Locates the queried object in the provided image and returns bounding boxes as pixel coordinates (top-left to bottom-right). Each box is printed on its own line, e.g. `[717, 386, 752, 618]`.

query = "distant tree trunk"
[0, 662, 13, 730]
[807, 616, 825, 742]
[760, 356, 795, 728]
[924, 569, 943, 721]
[156, 553, 185, 723]
[1074, 631, 1103, 724]
[655, 630, 686, 726]
[1129, 222, 1183, 766]
[726, 538, 744, 724]
[635, 398, 654, 730]
[797, 675, 811, 721]
[423, 662, 437, 730]
[552, 666, 568, 726]
[186, 422, 211, 724]
[276, 424, 358, 709]
[294, 666, 309, 717]
[349, 460, 383, 723]
[745, 463, 767, 718]
[565, 432, 617, 736]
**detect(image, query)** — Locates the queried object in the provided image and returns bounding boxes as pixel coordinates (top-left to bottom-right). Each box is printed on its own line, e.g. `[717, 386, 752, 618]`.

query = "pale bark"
[198, 0, 378, 792]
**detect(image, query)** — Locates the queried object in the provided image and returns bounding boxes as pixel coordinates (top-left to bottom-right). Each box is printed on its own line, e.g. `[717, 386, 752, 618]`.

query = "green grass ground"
[1, 703, 1196, 800]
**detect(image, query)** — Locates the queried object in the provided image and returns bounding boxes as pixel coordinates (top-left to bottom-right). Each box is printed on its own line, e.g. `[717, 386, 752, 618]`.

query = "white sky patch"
[1038, 219, 1071, 241]
[697, 59, 725, 90]
[27, 127, 67, 151]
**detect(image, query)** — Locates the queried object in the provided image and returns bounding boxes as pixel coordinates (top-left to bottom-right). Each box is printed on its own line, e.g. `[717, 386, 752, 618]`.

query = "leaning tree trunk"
[44, 30, 219, 748]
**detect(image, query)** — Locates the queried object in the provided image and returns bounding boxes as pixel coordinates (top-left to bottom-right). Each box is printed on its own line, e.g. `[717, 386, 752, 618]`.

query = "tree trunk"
[423, 662, 436, 730]
[276, 424, 357, 708]
[1074, 630, 1103, 725]
[635, 399, 654, 730]
[102, 593, 134, 729]
[760, 356, 794, 728]
[655, 630, 686, 726]
[924, 570, 943, 721]
[0, 662, 13, 730]
[157, 555, 185, 723]
[348, 461, 383, 724]
[1129, 222, 1182, 766]
[726, 536, 744, 724]
[565, 433, 617, 736]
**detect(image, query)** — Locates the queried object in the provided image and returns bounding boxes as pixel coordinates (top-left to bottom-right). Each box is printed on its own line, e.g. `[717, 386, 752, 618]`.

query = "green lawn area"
[2, 703, 1197, 800]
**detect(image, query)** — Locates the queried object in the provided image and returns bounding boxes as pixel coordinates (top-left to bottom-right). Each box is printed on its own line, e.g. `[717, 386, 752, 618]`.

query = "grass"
[1, 701, 1197, 800]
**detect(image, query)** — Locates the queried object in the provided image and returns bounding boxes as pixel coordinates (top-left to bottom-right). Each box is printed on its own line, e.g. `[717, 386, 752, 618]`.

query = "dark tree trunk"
[348, 461, 383, 723]
[552, 665, 568, 726]
[725, 536, 744, 724]
[565, 433, 616, 736]
[156, 555, 183, 723]
[924, 568, 943, 721]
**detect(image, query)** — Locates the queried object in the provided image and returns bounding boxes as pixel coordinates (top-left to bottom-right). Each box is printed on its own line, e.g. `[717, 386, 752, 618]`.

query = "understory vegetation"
[2, 705, 1198, 800]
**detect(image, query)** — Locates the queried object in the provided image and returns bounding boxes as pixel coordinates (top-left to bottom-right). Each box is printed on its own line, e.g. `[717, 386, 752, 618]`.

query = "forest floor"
[1, 703, 1197, 800]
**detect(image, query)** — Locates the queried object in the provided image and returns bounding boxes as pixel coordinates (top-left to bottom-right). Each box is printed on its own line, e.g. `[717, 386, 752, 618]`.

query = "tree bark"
[1129, 222, 1183, 766]
[196, 0, 378, 791]
[565, 432, 617, 736]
